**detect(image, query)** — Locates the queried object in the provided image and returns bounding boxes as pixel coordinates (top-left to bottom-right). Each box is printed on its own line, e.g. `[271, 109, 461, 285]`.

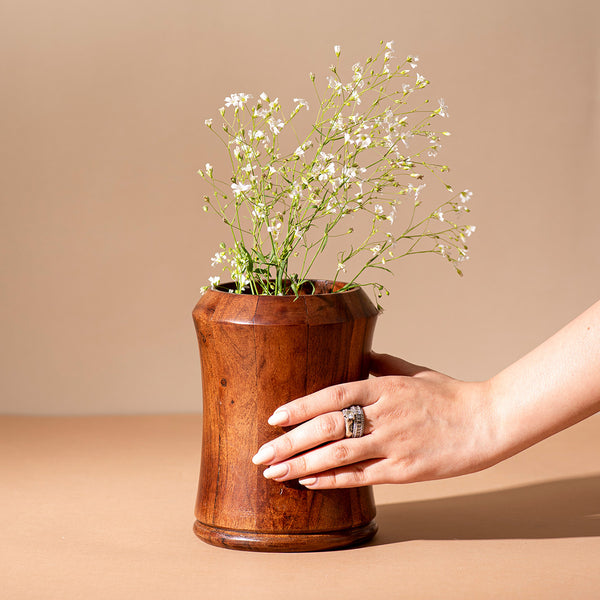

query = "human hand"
[251, 352, 500, 488]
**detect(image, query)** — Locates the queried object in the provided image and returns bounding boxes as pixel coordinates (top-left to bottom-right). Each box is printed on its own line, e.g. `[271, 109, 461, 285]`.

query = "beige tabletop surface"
[2, 413, 599, 600]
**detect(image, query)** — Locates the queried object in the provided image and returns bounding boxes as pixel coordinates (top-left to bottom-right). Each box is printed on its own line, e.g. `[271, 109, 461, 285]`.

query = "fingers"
[298, 459, 389, 489]
[259, 435, 379, 484]
[267, 379, 379, 427]
[369, 351, 428, 377]
[254, 407, 376, 467]
[253, 411, 345, 466]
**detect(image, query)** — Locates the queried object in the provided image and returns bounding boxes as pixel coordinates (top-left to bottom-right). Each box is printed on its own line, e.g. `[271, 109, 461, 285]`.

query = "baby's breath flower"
[199, 44, 474, 299]
[293, 98, 309, 110]
[208, 275, 221, 287]
[211, 252, 226, 267]
[224, 92, 251, 110]
[267, 221, 281, 236]
[406, 54, 419, 68]
[415, 73, 429, 88]
[231, 182, 251, 197]
[460, 189, 473, 203]
[437, 98, 449, 118]
[268, 118, 284, 135]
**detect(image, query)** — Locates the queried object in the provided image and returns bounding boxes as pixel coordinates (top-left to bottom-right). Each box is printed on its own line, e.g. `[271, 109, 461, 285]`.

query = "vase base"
[193, 519, 378, 552]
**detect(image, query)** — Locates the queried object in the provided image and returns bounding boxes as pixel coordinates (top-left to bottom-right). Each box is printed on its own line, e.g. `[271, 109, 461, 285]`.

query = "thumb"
[369, 351, 429, 377]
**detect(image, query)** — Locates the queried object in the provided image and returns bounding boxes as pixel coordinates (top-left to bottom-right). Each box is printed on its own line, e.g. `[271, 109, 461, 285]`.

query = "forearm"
[489, 299, 600, 461]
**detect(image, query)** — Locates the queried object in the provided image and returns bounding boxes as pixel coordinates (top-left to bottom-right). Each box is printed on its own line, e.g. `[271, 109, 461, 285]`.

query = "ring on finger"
[341, 405, 365, 438]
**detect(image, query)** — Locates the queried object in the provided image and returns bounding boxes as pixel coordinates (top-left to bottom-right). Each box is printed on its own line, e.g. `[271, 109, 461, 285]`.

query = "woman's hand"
[251, 352, 500, 489]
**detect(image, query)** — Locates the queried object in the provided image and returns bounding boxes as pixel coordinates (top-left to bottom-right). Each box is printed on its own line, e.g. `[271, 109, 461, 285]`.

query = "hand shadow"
[369, 475, 600, 545]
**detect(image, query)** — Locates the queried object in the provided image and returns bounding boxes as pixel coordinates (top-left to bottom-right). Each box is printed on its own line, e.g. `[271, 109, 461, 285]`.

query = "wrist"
[464, 377, 511, 471]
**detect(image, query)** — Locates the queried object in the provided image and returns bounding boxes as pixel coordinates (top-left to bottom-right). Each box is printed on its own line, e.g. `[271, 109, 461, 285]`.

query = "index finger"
[267, 378, 380, 427]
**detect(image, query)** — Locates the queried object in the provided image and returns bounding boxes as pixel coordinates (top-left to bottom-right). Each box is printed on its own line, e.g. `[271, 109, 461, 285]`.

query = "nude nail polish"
[263, 463, 289, 479]
[268, 410, 288, 426]
[251, 445, 275, 465]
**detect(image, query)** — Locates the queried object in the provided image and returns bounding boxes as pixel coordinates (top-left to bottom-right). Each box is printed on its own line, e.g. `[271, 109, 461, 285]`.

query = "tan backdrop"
[1, 0, 599, 414]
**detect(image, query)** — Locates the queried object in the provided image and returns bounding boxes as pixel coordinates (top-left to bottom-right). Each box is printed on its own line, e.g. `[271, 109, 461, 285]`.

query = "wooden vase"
[191, 280, 379, 552]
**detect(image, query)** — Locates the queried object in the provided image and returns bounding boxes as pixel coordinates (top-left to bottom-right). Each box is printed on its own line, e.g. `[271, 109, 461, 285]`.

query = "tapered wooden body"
[192, 281, 379, 551]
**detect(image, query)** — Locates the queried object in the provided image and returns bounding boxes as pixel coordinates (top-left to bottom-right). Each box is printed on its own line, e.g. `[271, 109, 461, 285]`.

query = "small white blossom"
[204, 118, 213, 127]
[460, 189, 473, 203]
[208, 275, 221, 287]
[268, 118, 285, 135]
[210, 252, 226, 267]
[465, 225, 476, 237]
[249, 129, 265, 141]
[349, 90, 361, 105]
[356, 134, 372, 149]
[252, 202, 266, 219]
[327, 76, 343, 94]
[224, 92, 251, 110]
[205, 163, 213, 177]
[409, 183, 426, 199]
[407, 55, 419, 69]
[433, 210, 444, 222]
[374, 204, 384, 216]
[267, 221, 281, 235]
[293, 98, 309, 110]
[231, 182, 251, 197]
[331, 116, 344, 132]
[437, 98, 449, 118]
[342, 166, 357, 180]
[334, 45, 341, 57]
[457, 248, 469, 262]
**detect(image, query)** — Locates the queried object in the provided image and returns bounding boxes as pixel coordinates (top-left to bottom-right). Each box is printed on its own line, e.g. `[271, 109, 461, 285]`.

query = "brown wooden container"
[191, 280, 379, 551]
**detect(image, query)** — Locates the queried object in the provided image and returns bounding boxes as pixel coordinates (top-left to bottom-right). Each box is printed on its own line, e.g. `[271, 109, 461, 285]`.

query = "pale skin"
[252, 299, 600, 488]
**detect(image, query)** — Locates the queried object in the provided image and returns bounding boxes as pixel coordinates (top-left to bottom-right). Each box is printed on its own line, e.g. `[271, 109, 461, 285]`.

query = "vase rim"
[208, 279, 359, 297]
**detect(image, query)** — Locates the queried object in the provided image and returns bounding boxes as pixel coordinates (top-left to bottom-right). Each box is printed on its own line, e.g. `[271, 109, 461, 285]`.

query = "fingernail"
[299, 477, 317, 487]
[263, 463, 289, 480]
[268, 410, 288, 426]
[252, 445, 275, 465]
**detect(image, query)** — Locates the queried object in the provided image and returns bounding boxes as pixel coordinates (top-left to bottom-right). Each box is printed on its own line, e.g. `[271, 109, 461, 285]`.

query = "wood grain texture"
[192, 281, 379, 551]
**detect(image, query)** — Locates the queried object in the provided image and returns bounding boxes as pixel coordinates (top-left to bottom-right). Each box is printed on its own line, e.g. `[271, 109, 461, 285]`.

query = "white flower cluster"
[198, 42, 475, 300]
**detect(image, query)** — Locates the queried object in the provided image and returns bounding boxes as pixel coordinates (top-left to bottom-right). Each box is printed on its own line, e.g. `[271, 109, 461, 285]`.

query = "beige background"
[1, 0, 599, 415]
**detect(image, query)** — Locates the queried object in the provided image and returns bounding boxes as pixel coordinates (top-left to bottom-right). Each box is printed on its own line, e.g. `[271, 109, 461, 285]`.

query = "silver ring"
[341, 405, 365, 438]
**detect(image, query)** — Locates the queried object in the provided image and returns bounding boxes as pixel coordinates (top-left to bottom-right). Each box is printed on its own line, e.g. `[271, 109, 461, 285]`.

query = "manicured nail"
[299, 477, 317, 487]
[263, 463, 289, 480]
[268, 410, 289, 426]
[252, 445, 275, 465]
